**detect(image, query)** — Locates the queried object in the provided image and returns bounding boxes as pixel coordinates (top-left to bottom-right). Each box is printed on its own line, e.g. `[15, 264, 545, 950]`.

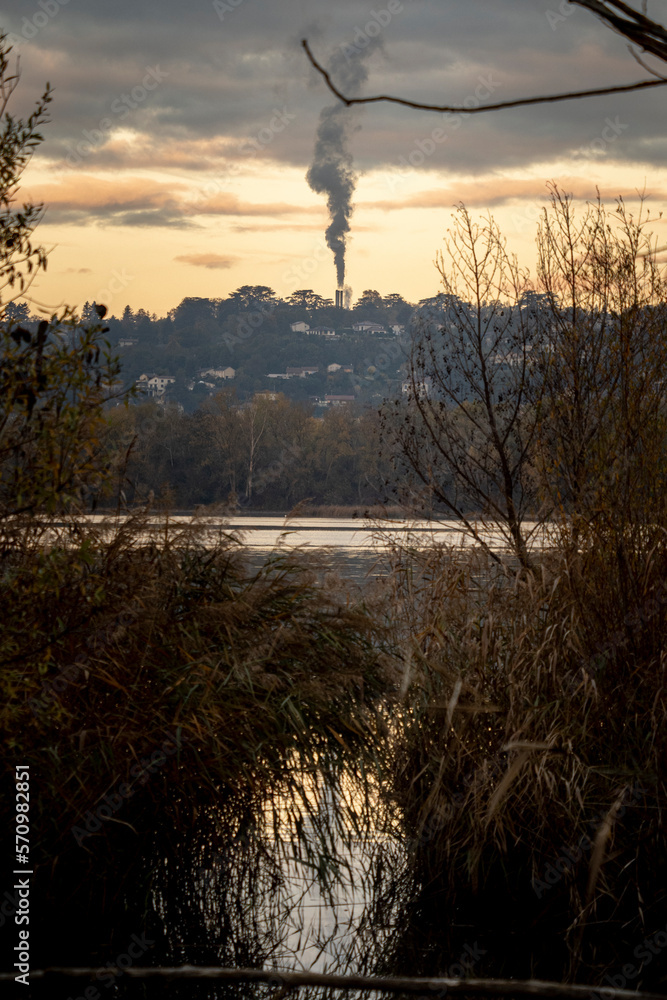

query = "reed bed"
[2, 509, 394, 973]
[3, 510, 667, 993]
[373, 533, 667, 985]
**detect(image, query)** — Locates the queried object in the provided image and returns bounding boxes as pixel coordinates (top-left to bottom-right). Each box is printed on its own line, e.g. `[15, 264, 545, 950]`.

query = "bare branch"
[571, 1, 667, 62]
[628, 45, 667, 79]
[302, 2, 667, 115]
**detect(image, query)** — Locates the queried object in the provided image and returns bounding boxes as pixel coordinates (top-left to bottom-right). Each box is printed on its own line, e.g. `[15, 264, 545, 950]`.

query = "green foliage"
[0, 33, 52, 302]
[0, 35, 126, 517]
[287, 288, 330, 310]
[227, 284, 278, 310]
[108, 284, 411, 408]
[356, 289, 382, 310]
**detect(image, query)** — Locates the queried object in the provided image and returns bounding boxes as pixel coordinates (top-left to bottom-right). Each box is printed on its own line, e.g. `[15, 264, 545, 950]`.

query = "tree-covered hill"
[92, 286, 418, 409]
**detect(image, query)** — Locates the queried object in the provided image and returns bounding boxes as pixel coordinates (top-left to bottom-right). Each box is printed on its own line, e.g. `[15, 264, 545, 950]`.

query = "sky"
[2, 0, 667, 317]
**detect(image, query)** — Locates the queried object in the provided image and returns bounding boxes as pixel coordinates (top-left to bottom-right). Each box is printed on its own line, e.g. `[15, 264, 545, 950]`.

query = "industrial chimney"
[335, 289, 344, 309]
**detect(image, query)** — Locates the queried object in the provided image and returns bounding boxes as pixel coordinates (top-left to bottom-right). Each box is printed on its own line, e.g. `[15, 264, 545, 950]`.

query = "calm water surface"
[70, 513, 550, 553]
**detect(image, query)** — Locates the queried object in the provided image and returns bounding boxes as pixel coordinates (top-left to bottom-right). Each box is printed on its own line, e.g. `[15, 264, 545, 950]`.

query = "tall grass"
[3, 509, 392, 972]
[4, 508, 667, 992]
[374, 534, 667, 984]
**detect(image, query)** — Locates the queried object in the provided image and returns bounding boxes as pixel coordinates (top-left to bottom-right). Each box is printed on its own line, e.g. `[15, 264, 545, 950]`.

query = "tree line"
[105, 392, 391, 510]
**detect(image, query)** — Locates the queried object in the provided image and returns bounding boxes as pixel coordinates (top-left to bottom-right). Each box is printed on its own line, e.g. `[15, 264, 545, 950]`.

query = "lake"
[61, 512, 551, 553]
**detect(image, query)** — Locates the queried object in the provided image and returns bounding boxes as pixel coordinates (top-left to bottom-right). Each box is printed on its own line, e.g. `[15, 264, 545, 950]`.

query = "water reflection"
[149, 765, 406, 999]
[40, 513, 552, 555]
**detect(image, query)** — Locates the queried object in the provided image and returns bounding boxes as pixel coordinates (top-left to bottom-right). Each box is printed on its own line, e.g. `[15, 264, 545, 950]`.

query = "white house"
[149, 376, 176, 395]
[290, 321, 310, 333]
[286, 366, 319, 377]
[268, 366, 319, 379]
[198, 366, 236, 379]
[353, 321, 386, 334]
[136, 374, 176, 397]
[402, 377, 431, 398]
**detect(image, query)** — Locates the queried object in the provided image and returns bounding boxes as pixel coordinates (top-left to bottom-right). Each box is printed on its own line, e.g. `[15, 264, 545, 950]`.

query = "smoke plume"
[306, 40, 380, 288]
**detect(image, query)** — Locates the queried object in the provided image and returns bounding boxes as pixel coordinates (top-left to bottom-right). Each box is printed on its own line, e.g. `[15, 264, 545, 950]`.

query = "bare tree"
[385, 189, 667, 570]
[531, 185, 667, 548]
[381, 207, 544, 570]
[302, 2, 667, 114]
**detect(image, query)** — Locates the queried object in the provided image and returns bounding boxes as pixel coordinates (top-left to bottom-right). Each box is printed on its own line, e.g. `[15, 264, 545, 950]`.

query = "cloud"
[229, 221, 351, 232]
[192, 192, 323, 217]
[173, 253, 237, 269]
[26, 175, 321, 228]
[7, 0, 667, 180]
[368, 178, 667, 211]
[26, 176, 189, 227]
[45, 135, 245, 173]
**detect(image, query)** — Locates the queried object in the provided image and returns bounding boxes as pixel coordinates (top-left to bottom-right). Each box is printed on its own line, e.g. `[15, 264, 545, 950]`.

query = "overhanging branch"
[302, 0, 667, 115]
[572, 1, 667, 62]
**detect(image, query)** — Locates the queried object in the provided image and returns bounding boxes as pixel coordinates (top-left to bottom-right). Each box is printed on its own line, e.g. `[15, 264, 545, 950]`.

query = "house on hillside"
[267, 365, 320, 379]
[286, 366, 319, 378]
[491, 347, 533, 366]
[353, 321, 386, 334]
[290, 321, 309, 333]
[327, 363, 354, 373]
[198, 366, 236, 380]
[136, 373, 176, 397]
[402, 377, 431, 399]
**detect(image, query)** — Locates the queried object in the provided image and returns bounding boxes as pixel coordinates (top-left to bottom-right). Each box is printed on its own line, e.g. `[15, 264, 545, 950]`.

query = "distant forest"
[106, 394, 393, 510]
